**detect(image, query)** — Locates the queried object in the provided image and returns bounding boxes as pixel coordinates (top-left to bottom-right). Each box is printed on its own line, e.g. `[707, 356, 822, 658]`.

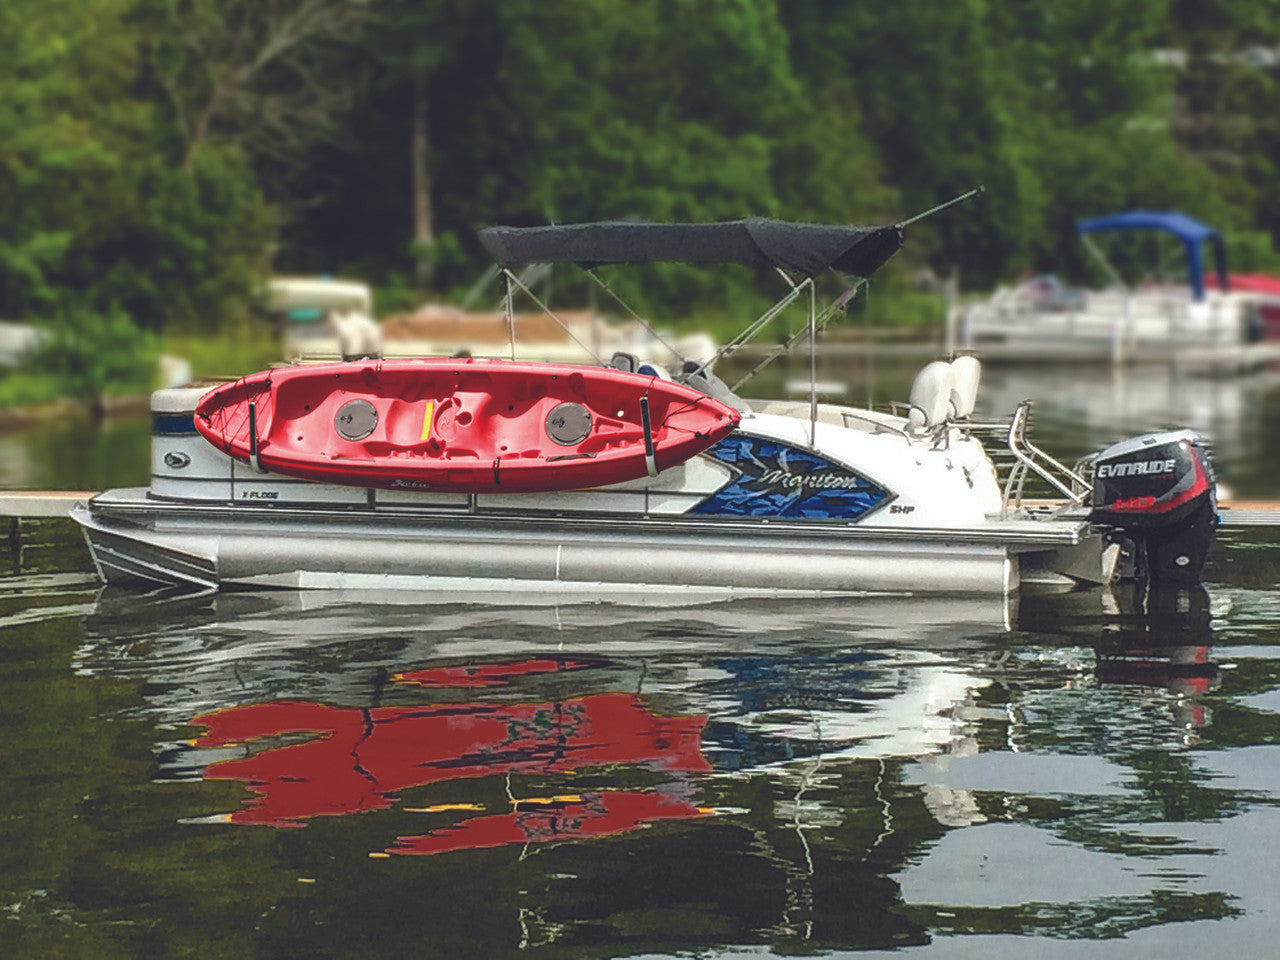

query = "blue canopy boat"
[959, 210, 1280, 369]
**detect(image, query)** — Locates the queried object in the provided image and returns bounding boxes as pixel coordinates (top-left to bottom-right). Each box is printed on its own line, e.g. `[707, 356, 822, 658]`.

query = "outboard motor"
[1088, 429, 1216, 586]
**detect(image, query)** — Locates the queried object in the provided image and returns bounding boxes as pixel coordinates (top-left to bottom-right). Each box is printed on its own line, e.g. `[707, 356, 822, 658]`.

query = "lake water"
[3, 361, 1280, 958]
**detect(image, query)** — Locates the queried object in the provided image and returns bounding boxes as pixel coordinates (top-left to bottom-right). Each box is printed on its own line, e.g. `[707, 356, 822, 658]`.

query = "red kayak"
[193, 359, 739, 493]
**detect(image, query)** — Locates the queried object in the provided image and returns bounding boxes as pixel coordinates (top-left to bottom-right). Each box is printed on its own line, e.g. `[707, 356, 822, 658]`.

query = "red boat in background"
[193, 358, 740, 493]
[1228, 273, 1280, 339]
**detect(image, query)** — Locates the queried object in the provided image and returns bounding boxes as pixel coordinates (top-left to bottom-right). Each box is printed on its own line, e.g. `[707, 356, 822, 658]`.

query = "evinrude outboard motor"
[1088, 429, 1216, 586]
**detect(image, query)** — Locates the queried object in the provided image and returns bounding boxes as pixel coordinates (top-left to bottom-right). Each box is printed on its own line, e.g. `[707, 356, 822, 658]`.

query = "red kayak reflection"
[387, 789, 710, 857]
[192, 691, 712, 831]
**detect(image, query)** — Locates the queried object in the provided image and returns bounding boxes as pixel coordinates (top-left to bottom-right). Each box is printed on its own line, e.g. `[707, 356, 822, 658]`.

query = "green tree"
[9, 0, 1280, 351]
[1162, 0, 1280, 258]
[0, 0, 275, 340]
[284, 0, 887, 311]
[0, 0, 142, 319]
[783, 0, 1227, 288]
[784, 0, 1034, 285]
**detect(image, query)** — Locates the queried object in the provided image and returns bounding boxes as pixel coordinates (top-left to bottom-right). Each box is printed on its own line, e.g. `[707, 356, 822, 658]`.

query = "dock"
[1217, 501, 1280, 528]
[1, 491, 95, 518]
[4, 490, 1280, 527]
[2, 491, 95, 547]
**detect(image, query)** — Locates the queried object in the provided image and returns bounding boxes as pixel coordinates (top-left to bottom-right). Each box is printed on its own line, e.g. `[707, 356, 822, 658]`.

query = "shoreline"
[0, 393, 151, 435]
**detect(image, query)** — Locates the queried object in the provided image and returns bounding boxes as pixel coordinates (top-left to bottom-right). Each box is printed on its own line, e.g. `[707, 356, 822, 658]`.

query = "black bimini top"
[478, 218, 904, 279]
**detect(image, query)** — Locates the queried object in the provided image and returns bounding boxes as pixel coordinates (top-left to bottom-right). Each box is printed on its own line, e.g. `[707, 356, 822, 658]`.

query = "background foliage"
[2, 0, 1279, 355]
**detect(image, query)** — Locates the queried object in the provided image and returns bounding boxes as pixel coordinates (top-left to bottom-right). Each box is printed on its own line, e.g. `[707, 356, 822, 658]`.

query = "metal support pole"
[809, 281, 818, 448]
[584, 269, 687, 368]
[501, 269, 605, 365]
[504, 271, 517, 361]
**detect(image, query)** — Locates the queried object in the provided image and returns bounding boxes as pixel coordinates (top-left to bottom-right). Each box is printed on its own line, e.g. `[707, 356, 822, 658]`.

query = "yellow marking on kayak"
[513, 794, 583, 807]
[421, 400, 436, 441]
[404, 804, 485, 814]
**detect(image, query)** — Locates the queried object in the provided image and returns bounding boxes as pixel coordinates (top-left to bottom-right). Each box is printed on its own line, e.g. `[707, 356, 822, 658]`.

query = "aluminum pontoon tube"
[73, 493, 1049, 595]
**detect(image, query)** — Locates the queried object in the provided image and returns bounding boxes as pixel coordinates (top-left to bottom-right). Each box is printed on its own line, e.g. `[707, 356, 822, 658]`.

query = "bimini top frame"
[476, 192, 978, 445]
[477, 218, 905, 446]
[478, 219, 905, 278]
[1076, 210, 1228, 301]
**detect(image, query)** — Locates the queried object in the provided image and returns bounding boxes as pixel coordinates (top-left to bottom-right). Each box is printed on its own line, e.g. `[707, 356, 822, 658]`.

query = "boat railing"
[963, 400, 1089, 515]
[841, 409, 911, 440]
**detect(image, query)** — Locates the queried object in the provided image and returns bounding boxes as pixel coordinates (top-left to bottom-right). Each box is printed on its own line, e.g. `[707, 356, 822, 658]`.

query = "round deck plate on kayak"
[546, 402, 592, 445]
[335, 399, 378, 441]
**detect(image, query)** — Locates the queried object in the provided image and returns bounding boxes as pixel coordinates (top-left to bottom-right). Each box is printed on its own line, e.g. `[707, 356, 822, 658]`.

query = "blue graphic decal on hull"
[693, 435, 890, 519]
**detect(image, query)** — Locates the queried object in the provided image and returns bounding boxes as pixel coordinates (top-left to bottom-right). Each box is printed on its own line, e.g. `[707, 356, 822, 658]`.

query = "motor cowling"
[1088, 429, 1216, 586]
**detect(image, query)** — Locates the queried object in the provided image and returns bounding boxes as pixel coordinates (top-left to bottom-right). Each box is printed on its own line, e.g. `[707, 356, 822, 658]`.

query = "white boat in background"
[958, 211, 1280, 369]
[378, 303, 716, 368]
[269, 276, 382, 363]
[269, 274, 717, 369]
[74, 217, 1218, 596]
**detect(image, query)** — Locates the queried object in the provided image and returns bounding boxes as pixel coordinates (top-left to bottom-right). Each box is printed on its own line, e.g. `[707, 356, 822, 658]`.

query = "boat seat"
[948, 355, 981, 419]
[610, 351, 642, 373]
[609, 352, 673, 380]
[680, 361, 748, 412]
[907, 361, 954, 432]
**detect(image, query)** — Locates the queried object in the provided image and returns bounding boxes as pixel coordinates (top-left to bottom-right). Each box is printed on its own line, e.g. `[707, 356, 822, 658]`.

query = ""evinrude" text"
[1096, 458, 1176, 479]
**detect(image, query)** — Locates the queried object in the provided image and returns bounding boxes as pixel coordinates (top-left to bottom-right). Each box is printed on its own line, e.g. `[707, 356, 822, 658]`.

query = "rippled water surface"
[3, 363, 1280, 958]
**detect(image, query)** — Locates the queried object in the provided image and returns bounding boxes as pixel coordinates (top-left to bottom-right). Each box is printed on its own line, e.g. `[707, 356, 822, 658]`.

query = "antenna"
[898, 186, 985, 229]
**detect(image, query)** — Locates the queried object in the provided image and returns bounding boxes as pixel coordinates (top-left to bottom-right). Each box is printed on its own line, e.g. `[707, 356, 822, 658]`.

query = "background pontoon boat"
[958, 210, 1280, 369]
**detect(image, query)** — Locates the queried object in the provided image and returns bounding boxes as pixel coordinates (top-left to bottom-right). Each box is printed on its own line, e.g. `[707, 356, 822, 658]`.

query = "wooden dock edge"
[1217, 500, 1280, 528]
[0, 491, 96, 520]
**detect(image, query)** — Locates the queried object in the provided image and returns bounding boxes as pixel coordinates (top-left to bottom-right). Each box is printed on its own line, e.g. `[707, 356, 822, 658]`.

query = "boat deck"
[6, 490, 1280, 527]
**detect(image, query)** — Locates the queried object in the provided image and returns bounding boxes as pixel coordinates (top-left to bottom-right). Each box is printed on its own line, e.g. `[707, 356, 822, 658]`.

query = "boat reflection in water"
[69, 584, 1233, 950]
[190, 664, 713, 854]
[1021, 582, 1217, 697]
[83, 589, 1009, 871]
[1095, 584, 1218, 735]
